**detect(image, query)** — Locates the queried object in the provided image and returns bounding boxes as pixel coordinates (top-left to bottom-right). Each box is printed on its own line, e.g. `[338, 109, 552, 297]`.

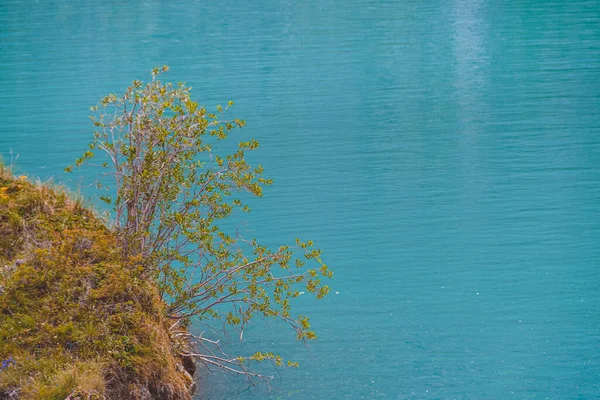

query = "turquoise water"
[2, 1, 600, 398]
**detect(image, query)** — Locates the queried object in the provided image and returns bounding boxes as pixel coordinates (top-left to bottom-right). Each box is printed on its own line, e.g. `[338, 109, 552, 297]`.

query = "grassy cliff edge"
[0, 169, 195, 399]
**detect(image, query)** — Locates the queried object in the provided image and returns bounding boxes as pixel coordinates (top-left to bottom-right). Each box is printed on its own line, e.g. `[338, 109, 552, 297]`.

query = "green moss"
[0, 170, 192, 399]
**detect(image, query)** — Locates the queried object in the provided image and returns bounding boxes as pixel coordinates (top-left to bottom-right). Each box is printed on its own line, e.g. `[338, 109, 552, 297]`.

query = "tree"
[67, 66, 332, 386]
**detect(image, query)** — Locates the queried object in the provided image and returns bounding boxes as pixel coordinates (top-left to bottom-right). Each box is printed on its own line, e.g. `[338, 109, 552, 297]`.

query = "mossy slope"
[0, 171, 193, 399]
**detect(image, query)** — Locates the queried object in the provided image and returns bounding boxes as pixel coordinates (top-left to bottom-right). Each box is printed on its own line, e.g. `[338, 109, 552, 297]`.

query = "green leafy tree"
[67, 66, 332, 385]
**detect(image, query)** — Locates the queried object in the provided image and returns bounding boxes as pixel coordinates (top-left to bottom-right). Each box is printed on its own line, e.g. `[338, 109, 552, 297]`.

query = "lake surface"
[1, 1, 599, 398]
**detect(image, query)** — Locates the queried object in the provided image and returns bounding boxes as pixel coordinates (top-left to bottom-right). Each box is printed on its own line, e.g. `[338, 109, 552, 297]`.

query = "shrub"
[69, 66, 333, 385]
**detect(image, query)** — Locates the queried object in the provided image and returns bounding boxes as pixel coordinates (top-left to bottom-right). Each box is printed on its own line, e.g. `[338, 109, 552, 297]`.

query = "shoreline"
[0, 170, 196, 399]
